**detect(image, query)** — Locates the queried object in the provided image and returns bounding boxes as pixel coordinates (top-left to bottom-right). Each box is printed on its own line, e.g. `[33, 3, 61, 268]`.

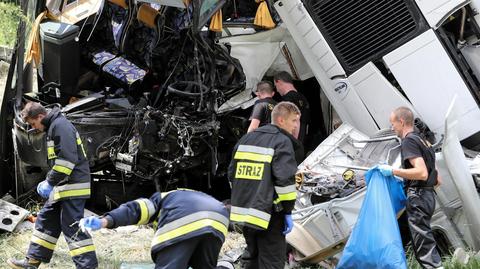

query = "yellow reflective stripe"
[152, 219, 227, 247]
[230, 213, 269, 229]
[273, 192, 297, 204]
[47, 147, 56, 159]
[31, 236, 56, 250]
[80, 144, 87, 158]
[77, 138, 87, 158]
[234, 152, 272, 163]
[137, 200, 149, 225]
[53, 165, 73, 175]
[69, 245, 95, 257]
[277, 192, 297, 201]
[76, 133, 87, 158]
[53, 189, 91, 200]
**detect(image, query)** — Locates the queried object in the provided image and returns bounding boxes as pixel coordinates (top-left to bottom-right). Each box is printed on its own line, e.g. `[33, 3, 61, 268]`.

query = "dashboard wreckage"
[1, 0, 480, 265]
[2, 0, 250, 208]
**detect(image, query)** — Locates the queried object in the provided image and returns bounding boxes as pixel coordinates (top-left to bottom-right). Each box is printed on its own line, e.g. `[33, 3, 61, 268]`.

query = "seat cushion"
[92, 50, 117, 66]
[102, 57, 146, 86]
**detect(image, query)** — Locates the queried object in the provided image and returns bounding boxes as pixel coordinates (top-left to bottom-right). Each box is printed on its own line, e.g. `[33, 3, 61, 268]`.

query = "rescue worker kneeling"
[79, 189, 229, 269]
[229, 101, 300, 269]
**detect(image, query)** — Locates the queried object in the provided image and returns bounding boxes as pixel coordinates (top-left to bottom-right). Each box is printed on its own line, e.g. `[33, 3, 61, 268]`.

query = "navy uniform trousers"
[27, 199, 98, 269]
[152, 233, 223, 269]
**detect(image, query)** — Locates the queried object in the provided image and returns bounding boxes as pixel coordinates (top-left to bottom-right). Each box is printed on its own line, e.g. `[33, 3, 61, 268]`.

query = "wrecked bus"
[1, 0, 480, 265]
[0, 0, 249, 209]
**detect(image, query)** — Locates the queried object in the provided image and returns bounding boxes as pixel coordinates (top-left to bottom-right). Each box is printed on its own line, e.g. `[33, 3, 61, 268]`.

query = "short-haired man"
[8, 102, 97, 269]
[247, 81, 277, 133]
[273, 71, 310, 144]
[229, 101, 301, 269]
[378, 107, 443, 269]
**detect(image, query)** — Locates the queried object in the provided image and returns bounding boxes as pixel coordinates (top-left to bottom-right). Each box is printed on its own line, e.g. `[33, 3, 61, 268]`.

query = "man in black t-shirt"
[247, 81, 277, 133]
[273, 71, 310, 144]
[378, 107, 443, 269]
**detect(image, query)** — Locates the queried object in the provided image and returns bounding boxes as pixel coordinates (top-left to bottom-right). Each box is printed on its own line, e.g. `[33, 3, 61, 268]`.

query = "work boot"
[6, 257, 40, 269]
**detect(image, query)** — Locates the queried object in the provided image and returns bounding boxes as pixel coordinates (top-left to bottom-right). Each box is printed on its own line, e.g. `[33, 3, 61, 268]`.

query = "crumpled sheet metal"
[0, 199, 29, 232]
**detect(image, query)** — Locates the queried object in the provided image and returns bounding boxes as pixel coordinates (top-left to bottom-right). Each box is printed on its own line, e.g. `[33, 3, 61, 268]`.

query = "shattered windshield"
[198, 0, 224, 29]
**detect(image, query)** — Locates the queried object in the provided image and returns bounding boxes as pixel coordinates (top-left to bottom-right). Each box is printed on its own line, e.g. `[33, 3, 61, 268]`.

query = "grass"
[0, 226, 154, 268]
[2, 225, 479, 269]
[0, 2, 25, 47]
[406, 248, 480, 269]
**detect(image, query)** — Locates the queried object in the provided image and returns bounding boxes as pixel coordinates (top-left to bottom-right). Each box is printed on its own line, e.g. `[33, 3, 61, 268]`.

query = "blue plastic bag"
[337, 167, 407, 269]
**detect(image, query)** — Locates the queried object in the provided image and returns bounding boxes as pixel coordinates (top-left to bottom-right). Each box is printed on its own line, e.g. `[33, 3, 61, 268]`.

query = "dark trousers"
[241, 213, 286, 269]
[406, 188, 442, 269]
[153, 233, 223, 269]
[27, 199, 98, 269]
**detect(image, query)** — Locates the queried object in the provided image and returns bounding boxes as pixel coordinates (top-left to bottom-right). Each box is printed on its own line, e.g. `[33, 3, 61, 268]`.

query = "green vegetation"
[0, 227, 153, 268]
[0, 2, 24, 47]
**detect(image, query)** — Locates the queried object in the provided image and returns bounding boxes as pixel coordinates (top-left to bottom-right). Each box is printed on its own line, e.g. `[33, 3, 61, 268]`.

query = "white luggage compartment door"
[383, 29, 480, 140]
[414, 0, 469, 28]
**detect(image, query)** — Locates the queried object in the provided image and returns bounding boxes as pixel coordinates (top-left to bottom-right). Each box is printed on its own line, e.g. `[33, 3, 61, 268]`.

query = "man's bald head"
[392, 107, 414, 127]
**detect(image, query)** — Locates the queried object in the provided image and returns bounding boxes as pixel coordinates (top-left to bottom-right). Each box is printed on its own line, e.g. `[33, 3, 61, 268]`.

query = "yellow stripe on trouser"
[137, 200, 149, 225]
[230, 213, 269, 229]
[152, 219, 227, 247]
[54, 189, 91, 200]
[52, 165, 73, 175]
[31, 236, 56, 250]
[234, 152, 272, 163]
[70, 245, 96, 257]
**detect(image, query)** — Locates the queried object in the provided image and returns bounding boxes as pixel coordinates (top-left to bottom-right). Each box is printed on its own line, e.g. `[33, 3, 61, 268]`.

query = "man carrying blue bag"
[379, 107, 443, 269]
[337, 166, 407, 269]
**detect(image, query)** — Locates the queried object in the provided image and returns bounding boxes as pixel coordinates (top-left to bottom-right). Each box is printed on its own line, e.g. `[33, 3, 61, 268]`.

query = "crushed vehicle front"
[1, 0, 249, 207]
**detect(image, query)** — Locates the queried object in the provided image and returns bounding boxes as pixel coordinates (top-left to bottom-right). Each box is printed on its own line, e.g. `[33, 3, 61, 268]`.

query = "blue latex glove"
[36, 180, 53, 198]
[283, 214, 293, 235]
[79, 216, 103, 233]
[378, 164, 393, 177]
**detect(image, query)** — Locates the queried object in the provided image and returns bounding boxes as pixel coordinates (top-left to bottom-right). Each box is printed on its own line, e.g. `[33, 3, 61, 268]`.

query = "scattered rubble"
[0, 199, 29, 232]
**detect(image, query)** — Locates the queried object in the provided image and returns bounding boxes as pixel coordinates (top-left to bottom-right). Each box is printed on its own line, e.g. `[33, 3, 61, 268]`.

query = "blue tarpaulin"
[337, 167, 407, 269]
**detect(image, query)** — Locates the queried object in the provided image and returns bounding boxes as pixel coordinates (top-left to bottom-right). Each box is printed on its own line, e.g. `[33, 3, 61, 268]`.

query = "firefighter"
[378, 107, 443, 269]
[8, 102, 97, 269]
[229, 101, 300, 269]
[273, 71, 310, 144]
[78, 189, 230, 269]
[247, 81, 277, 132]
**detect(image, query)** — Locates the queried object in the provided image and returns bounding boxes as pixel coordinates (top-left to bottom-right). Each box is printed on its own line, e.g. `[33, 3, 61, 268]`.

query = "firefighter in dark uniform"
[8, 102, 97, 269]
[378, 107, 443, 269]
[229, 101, 300, 269]
[78, 189, 230, 269]
[273, 71, 310, 145]
[247, 81, 277, 133]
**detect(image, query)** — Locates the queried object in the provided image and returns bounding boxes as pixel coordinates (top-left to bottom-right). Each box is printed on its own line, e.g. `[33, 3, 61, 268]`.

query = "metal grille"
[303, 0, 426, 74]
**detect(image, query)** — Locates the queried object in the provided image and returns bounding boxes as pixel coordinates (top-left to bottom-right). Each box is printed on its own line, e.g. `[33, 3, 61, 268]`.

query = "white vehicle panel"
[442, 98, 480, 249]
[275, 0, 345, 78]
[414, 0, 469, 28]
[349, 62, 416, 129]
[275, 0, 379, 136]
[383, 29, 480, 140]
[228, 42, 281, 91]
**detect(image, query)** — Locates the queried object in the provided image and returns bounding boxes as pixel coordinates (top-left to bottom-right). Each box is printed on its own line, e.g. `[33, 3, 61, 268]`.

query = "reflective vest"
[42, 108, 91, 202]
[105, 189, 229, 256]
[228, 124, 297, 230]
